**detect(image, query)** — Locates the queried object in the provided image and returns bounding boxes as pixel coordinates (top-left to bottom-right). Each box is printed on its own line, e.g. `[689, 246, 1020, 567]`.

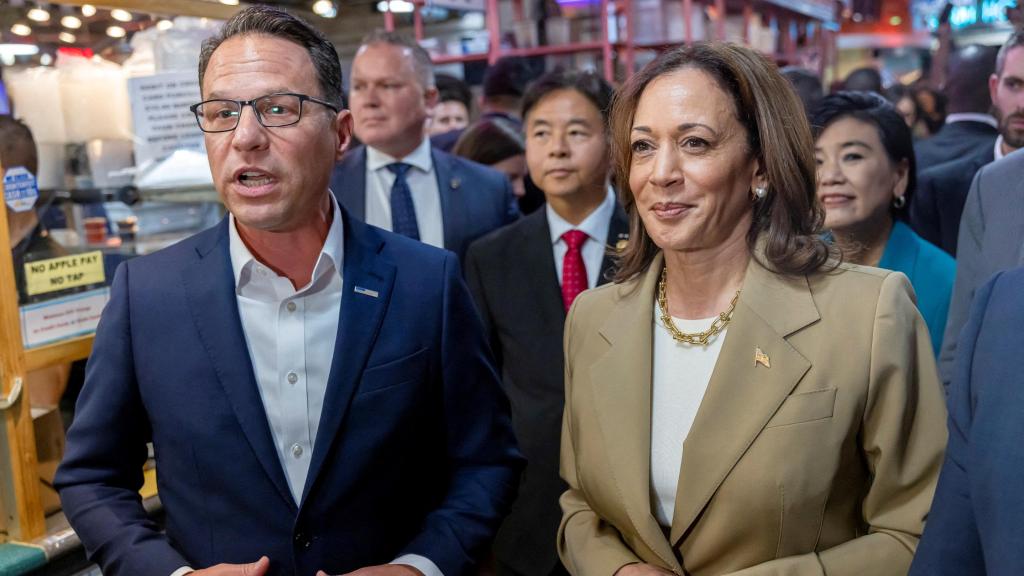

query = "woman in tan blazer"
[557, 44, 947, 576]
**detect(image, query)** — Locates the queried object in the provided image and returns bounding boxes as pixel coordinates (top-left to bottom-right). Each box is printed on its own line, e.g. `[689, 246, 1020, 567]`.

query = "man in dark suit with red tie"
[465, 70, 627, 576]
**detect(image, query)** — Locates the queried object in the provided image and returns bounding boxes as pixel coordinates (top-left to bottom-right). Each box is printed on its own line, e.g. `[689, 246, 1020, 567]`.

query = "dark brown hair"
[610, 43, 832, 282]
[0, 115, 38, 176]
[452, 117, 524, 165]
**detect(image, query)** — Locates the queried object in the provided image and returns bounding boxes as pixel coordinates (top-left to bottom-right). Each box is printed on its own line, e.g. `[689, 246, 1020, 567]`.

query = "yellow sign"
[24, 251, 105, 296]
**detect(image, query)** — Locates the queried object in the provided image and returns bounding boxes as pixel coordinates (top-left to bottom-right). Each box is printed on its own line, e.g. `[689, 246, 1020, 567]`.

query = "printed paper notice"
[127, 71, 205, 167]
[20, 288, 110, 349]
[24, 251, 106, 297]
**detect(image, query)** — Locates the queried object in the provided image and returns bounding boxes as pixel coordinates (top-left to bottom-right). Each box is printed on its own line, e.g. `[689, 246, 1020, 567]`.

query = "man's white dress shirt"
[171, 194, 442, 576]
[365, 138, 445, 249]
[546, 186, 616, 289]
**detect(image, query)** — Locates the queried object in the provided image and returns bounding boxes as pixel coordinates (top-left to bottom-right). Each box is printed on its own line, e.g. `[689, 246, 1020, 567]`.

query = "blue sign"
[919, 0, 1017, 30]
[4, 166, 39, 213]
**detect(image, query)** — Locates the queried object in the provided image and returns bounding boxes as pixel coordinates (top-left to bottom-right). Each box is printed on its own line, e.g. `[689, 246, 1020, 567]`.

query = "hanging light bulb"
[312, 0, 338, 17]
[61, 15, 82, 29]
[156, 19, 174, 31]
[11, 23, 32, 36]
[106, 25, 126, 38]
[220, 0, 240, 5]
[111, 9, 133, 22]
[59, 31, 76, 43]
[40, 53, 53, 66]
[27, 7, 51, 22]
[81, 4, 96, 17]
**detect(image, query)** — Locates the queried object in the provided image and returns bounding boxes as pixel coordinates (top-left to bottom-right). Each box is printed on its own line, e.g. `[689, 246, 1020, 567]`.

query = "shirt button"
[286, 301, 297, 312]
[287, 372, 298, 384]
[291, 443, 303, 458]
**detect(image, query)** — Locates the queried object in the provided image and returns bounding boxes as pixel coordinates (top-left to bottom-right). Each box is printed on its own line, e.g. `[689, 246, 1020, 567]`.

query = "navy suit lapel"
[180, 219, 296, 511]
[331, 146, 368, 220]
[433, 148, 466, 253]
[301, 212, 396, 505]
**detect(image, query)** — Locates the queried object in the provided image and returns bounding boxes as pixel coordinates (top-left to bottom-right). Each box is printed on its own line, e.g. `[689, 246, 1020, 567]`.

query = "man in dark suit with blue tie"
[55, 7, 521, 576]
[910, 266, 1024, 575]
[330, 32, 519, 263]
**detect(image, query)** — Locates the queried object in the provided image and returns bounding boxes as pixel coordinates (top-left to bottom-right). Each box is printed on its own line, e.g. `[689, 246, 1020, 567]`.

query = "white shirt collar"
[228, 192, 345, 294]
[366, 137, 433, 173]
[547, 185, 616, 246]
[944, 113, 998, 128]
[995, 134, 1007, 161]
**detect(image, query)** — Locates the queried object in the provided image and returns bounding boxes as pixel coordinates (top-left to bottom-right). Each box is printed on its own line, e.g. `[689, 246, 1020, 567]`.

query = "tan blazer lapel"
[669, 257, 819, 546]
[590, 254, 682, 571]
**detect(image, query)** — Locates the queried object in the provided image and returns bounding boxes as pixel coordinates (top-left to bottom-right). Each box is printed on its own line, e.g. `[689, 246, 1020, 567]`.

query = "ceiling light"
[889, 15, 902, 26]
[220, 0, 240, 5]
[156, 19, 173, 31]
[27, 8, 51, 22]
[0, 43, 40, 56]
[11, 24, 32, 36]
[313, 0, 338, 17]
[106, 25, 126, 38]
[59, 31, 76, 43]
[378, 0, 415, 12]
[81, 4, 96, 17]
[61, 15, 82, 28]
[40, 53, 52, 65]
[111, 9, 133, 22]
[851, 12, 863, 22]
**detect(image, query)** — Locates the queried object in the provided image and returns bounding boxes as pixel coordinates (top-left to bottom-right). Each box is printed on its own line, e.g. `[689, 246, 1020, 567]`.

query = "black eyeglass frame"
[188, 92, 341, 133]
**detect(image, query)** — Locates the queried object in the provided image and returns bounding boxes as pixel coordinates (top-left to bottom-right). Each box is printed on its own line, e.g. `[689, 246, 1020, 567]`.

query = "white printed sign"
[127, 71, 205, 168]
[19, 287, 110, 348]
[4, 166, 38, 212]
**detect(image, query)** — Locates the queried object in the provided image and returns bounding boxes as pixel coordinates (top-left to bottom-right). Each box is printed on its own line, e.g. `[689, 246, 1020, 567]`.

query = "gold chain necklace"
[657, 267, 740, 346]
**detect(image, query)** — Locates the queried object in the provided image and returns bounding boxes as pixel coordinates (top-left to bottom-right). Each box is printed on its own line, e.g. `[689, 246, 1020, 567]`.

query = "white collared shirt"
[944, 113, 998, 128]
[995, 134, 1008, 161]
[365, 138, 445, 249]
[546, 186, 616, 290]
[172, 195, 442, 576]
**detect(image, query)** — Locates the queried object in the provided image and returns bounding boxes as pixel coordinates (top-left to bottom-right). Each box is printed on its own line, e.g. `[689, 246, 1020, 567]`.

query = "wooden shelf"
[24, 337, 94, 373]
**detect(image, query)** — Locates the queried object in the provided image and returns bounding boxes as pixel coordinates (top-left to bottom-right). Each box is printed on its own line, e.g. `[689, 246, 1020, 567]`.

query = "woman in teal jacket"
[813, 91, 954, 355]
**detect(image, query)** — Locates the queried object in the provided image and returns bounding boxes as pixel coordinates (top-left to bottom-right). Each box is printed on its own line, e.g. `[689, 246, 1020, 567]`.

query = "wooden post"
[413, 0, 424, 40]
[683, 0, 692, 44]
[714, 0, 726, 41]
[0, 166, 46, 542]
[487, 0, 501, 64]
[600, 0, 613, 81]
[742, 0, 753, 45]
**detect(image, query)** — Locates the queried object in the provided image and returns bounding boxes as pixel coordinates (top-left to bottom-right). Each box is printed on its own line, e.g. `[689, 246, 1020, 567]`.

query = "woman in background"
[453, 117, 540, 212]
[813, 91, 955, 355]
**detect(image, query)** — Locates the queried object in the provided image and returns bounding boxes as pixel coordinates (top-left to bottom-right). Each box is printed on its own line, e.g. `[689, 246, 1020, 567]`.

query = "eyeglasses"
[189, 92, 340, 133]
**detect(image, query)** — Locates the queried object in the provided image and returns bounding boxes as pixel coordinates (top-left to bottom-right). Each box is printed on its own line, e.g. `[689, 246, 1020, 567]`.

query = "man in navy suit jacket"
[910, 266, 1024, 575]
[55, 7, 521, 576]
[331, 32, 518, 263]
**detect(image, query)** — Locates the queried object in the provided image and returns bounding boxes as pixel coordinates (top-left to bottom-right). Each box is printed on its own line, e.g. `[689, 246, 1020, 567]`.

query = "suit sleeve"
[939, 167, 987, 389]
[463, 243, 502, 370]
[498, 174, 520, 224]
[910, 169, 943, 249]
[908, 272, 997, 575]
[557, 299, 644, 575]
[396, 252, 523, 576]
[54, 263, 190, 576]
[725, 272, 948, 576]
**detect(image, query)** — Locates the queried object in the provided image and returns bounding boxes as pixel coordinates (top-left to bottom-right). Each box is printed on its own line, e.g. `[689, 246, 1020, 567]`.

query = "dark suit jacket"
[938, 149, 1024, 387]
[55, 211, 523, 576]
[329, 145, 519, 263]
[911, 145, 994, 256]
[914, 120, 997, 174]
[464, 205, 629, 576]
[910, 266, 1024, 576]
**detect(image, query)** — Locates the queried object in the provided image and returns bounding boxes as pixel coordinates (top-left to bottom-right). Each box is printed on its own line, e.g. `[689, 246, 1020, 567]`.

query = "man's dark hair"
[198, 5, 344, 107]
[436, 73, 472, 110]
[946, 44, 998, 114]
[843, 67, 883, 94]
[0, 115, 38, 176]
[452, 117, 524, 165]
[360, 30, 435, 88]
[780, 66, 823, 115]
[483, 57, 533, 99]
[811, 91, 916, 221]
[996, 30, 1024, 77]
[521, 69, 614, 128]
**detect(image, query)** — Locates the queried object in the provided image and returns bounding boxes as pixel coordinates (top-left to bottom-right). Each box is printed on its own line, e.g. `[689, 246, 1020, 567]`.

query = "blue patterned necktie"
[387, 162, 420, 240]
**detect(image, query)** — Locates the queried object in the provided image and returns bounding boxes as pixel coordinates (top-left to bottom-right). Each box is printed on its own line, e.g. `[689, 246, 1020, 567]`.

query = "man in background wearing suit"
[465, 70, 626, 576]
[914, 45, 999, 174]
[910, 266, 1024, 575]
[330, 32, 518, 263]
[939, 149, 1024, 388]
[913, 36, 1024, 255]
[56, 7, 521, 576]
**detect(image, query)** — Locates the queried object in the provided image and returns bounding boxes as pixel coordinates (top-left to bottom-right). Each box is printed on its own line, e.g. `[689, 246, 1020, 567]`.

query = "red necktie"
[561, 230, 589, 312]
